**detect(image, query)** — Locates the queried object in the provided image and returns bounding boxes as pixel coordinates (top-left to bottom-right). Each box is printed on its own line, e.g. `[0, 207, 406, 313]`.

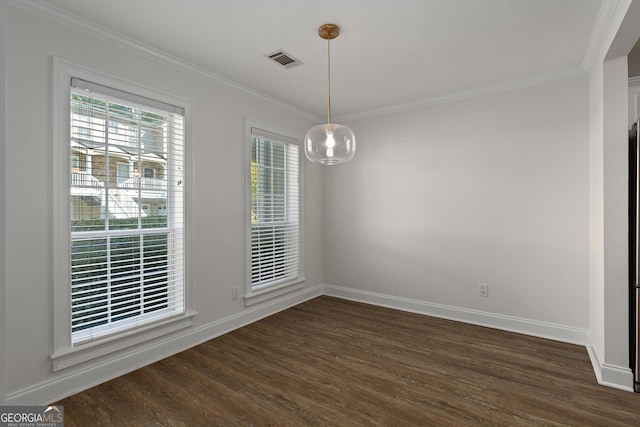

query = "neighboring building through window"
[71, 155, 80, 171]
[246, 125, 303, 304]
[144, 167, 156, 178]
[116, 161, 130, 184]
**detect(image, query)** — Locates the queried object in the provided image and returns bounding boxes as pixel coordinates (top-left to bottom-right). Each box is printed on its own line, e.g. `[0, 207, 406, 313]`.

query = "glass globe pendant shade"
[305, 24, 356, 165]
[304, 123, 356, 165]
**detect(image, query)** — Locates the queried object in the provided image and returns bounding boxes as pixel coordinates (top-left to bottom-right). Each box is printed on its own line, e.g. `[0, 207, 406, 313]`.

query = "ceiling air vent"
[264, 49, 303, 69]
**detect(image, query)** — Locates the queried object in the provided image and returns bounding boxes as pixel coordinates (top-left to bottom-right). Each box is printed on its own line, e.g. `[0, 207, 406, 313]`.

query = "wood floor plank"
[56, 296, 640, 426]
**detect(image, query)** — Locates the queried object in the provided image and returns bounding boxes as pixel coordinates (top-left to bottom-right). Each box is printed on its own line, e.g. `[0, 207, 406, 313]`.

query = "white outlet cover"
[478, 283, 489, 297]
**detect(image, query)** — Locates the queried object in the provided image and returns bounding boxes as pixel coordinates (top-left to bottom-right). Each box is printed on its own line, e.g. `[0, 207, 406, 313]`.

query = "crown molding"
[336, 66, 587, 123]
[582, 0, 631, 71]
[7, 0, 320, 121]
[7, 0, 608, 125]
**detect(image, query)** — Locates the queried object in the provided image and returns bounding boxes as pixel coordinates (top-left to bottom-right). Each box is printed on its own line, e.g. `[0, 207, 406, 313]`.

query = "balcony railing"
[71, 172, 104, 188]
[120, 177, 167, 191]
[71, 172, 167, 192]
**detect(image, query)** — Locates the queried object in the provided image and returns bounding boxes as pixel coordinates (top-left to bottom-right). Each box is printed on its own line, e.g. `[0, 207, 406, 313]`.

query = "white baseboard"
[7, 284, 323, 405]
[324, 285, 638, 392]
[586, 330, 634, 392]
[323, 285, 589, 345]
[7, 283, 634, 404]
[586, 330, 605, 384]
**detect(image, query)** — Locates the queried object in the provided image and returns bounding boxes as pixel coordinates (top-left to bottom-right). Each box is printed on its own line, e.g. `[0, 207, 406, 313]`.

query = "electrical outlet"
[478, 283, 489, 297]
[232, 287, 240, 301]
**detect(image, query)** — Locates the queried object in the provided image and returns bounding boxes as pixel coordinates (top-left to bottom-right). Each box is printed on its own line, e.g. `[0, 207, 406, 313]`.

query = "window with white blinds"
[69, 78, 185, 345]
[250, 128, 301, 292]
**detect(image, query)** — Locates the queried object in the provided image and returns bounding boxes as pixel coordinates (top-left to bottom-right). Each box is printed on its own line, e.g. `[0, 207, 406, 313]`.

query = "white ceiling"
[41, 0, 603, 120]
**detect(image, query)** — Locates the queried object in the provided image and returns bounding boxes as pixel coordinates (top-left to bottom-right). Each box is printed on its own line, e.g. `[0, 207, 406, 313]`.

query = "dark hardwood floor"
[56, 296, 640, 426]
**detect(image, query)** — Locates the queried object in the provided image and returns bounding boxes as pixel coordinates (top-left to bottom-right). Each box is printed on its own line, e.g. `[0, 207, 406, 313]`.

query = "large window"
[52, 59, 194, 371]
[247, 125, 302, 303]
[68, 78, 186, 345]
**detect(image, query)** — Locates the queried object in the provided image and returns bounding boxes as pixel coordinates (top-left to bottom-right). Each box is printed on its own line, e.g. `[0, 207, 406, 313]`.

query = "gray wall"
[630, 54, 640, 77]
[0, 0, 7, 406]
[629, 38, 640, 77]
[589, 0, 640, 390]
[323, 77, 590, 330]
[3, 4, 324, 403]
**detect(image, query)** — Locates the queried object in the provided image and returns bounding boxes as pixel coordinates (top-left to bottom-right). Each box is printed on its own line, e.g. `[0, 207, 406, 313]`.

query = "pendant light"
[305, 24, 356, 165]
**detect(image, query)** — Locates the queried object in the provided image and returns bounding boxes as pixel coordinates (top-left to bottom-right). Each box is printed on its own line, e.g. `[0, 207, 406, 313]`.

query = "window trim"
[51, 57, 196, 371]
[244, 118, 304, 306]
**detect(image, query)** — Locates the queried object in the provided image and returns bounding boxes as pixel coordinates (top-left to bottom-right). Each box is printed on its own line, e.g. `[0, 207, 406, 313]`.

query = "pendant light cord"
[327, 37, 332, 126]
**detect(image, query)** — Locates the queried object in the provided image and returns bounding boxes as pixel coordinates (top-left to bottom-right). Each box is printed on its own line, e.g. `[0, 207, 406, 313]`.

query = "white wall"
[588, 58, 607, 376]
[587, 0, 639, 391]
[3, 4, 323, 404]
[588, 55, 634, 391]
[590, 52, 640, 391]
[603, 56, 631, 373]
[324, 77, 591, 336]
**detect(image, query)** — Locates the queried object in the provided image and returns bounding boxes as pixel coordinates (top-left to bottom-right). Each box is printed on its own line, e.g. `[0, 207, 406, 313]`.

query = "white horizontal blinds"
[69, 78, 185, 345]
[251, 129, 300, 290]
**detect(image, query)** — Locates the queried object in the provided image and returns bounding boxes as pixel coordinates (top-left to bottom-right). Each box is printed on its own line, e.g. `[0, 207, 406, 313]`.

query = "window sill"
[50, 311, 197, 371]
[244, 278, 305, 307]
